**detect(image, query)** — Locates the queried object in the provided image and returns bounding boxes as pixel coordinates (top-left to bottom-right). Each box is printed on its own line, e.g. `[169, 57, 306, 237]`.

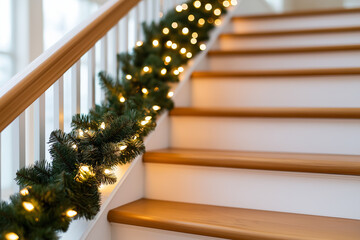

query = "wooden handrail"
[0, 0, 140, 132]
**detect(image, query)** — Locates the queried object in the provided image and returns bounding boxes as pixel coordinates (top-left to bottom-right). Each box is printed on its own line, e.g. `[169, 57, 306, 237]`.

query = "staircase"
[107, 7, 360, 240]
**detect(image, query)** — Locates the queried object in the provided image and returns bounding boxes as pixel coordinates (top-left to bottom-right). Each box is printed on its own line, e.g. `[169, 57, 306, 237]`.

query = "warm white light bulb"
[214, 8, 221, 16]
[194, 0, 201, 8]
[20, 188, 29, 196]
[5, 233, 19, 240]
[81, 166, 90, 173]
[223, 0, 230, 7]
[72, 144, 77, 149]
[190, 38, 197, 44]
[188, 14, 195, 21]
[168, 91, 174, 98]
[66, 209, 78, 218]
[165, 56, 172, 63]
[119, 145, 127, 151]
[145, 116, 152, 121]
[200, 44, 207, 51]
[161, 68, 167, 75]
[142, 88, 148, 94]
[175, 5, 182, 12]
[152, 105, 161, 111]
[171, 43, 178, 49]
[143, 66, 150, 72]
[136, 41, 143, 47]
[231, 0, 238, 5]
[192, 32, 198, 38]
[171, 22, 178, 29]
[152, 39, 159, 47]
[178, 67, 184, 72]
[215, 19, 222, 26]
[198, 18, 205, 26]
[119, 96, 126, 103]
[180, 48, 187, 54]
[126, 74, 132, 80]
[78, 129, 84, 137]
[166, 40, 172, 48]
[205, 3, 212, 11]
[141, 120, 148, 126]
[100, 122, 106, 129]
[23, 202, 35, 211]
[182, 3, 188, 10]
[104, 169, 111, 174]
[186, 52, 193, 58]
[173, 69, 180, 75]
[182, 27, 189, 35]
[163, 27, 170, 34]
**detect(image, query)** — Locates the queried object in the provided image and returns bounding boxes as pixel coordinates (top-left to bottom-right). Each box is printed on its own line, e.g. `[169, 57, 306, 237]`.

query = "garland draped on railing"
[0, 0, 236, 239]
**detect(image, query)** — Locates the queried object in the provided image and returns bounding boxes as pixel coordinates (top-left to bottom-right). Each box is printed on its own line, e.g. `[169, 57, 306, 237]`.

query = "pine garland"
[0, 1, 234, 239]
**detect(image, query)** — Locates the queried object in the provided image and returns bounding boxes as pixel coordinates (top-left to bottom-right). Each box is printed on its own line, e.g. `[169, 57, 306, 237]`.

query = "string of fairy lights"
[1, 0, 237, 239]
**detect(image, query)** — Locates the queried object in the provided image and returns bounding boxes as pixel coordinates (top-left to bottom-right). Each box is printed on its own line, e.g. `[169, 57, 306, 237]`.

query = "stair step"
[231, 8, 360, 34]
[217, 26, 360, 50]
[222, 26, 360, 37]
[208, 44, 360, 55]
[204, 48, 360, 71]
[234, 7, 360, 20]
[192, 68, 360, 78]
[144, 148, 360, 176]
[170, 107, 360, 119]
[108, 199, 360, 240]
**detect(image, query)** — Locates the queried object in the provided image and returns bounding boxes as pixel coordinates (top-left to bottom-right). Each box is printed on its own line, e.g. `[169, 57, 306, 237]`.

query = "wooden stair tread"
[192, 68, 360, 78]
[170, 107, 360, 119]
[208, 44, 360, 55]
[108, 199, 360, 240]
[221, 26, 360, 37]
[233, 7, 360, 20]
[144, 148, 360, 175]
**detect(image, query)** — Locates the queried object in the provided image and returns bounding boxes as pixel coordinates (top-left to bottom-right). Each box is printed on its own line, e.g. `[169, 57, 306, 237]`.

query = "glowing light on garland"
[152, 105, 161, 111]
[22, 202, 35, 212]
[20, 188, 29, 196]
[176, 5, 183, 12]
[188, 15, 195, 21]
[205, 3, 213, 11]
[180, 48, 187, 54]
[152, 39, 159, 47]
[66, 210, 78, 218]
[142, 88, 149, 94]
[5, 233, 19, 240]
[162, 27, 170, 34]
[182, 27, 189, 35]
[126, 74, 132, 80]
[200, 43, 207, 50]
[119, 96, 126, 103]
[168, 91, 174, 98]
[119, 145, 127, 151]
[100, 122, 106, 129]
[136, 41, 143, 47]
[214, 8, 222, 16]
[182, 3, 188, 10]
[104, 169, 112, 174]
[194, 0, 201, 8]
[171, 22, 178, 29]
[198, 18, 205, 26]
[161, 68, 167, 75]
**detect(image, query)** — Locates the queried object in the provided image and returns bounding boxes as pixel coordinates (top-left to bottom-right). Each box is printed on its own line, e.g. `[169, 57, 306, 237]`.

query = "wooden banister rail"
[0, 0, 140, 132]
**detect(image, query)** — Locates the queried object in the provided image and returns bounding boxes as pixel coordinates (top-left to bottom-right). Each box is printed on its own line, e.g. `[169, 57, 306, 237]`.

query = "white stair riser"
[231, 12, 360, 33]
[111, 223, 225, 240]
[205, 50, 360, 71]
[217, 32, 360, 50]
[191, 76, 360, 108]
[171, 117, 360, 154]
[145, 163, 360, 220]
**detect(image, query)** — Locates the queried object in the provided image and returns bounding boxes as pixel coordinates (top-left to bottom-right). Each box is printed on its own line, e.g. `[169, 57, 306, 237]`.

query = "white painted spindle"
[54, 76, 64, 131]
[71, 61, 81, 116]
[88, 48, 96, 110]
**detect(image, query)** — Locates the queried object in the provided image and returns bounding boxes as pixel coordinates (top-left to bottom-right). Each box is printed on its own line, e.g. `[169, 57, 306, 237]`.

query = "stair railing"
[0, 0, 180, 201]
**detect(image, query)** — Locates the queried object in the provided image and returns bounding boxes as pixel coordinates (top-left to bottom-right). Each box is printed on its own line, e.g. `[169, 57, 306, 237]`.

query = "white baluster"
[100, 36, 108, 101]
[71, 61, 81, 116]
[54, 76, 64, 131]
[34, 94, 45, 161]
[88, 47, 96, 110]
